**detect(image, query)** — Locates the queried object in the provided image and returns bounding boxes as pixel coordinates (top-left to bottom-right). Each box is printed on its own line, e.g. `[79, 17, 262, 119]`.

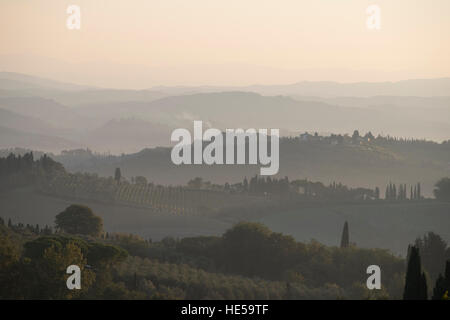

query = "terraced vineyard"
[38, 173, 267, 215]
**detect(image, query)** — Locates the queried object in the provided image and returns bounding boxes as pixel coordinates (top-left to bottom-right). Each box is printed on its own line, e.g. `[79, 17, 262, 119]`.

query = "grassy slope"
[0, 187, 229, 240]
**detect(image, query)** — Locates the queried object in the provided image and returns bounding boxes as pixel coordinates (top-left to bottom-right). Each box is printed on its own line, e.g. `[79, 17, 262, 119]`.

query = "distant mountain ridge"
[14, 134, 445, 198]
[152, 78, 450, 97]
[0, 126, 81, 152]
[2, 71, 450, 97]
[0, 71, 94, 91]
[0, 72, 449, 153]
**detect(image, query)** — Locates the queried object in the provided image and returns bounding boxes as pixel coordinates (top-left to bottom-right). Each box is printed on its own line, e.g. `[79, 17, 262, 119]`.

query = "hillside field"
[1, 187, 449, 256]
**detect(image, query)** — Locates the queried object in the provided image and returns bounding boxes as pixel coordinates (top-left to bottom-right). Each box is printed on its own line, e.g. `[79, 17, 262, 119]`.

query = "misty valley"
[2, 0, 450, 311]
[0, 72, 449, 301]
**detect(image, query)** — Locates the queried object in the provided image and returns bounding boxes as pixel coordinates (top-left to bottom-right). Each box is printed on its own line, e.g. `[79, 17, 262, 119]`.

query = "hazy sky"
[1, 0, 450, 88]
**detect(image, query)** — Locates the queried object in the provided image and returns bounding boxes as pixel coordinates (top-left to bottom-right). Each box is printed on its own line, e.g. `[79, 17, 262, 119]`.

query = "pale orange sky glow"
[1, 0, 449, 88]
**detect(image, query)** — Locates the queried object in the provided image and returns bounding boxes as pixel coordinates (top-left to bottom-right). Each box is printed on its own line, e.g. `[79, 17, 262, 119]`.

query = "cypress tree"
[432, 260, 450, 300]
[340, 221, 349, 248]
[420, 273, 428, 300]
[403, 245, 428, 300]
[114, 167, 122, 183]
[445, 260, 450, 288]
[417, 183, 421, 199]
[432, 274, 446, 300]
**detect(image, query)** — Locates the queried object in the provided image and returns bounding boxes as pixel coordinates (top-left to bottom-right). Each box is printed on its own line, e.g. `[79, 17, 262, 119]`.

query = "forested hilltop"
[0, 140, 449, 299]
[0, 151, 442, 217]
[1, 148, 450, 256]
[3, 131, 448, 197]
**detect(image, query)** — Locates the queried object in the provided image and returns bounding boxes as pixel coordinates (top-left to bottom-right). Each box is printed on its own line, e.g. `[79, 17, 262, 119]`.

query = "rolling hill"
[0, 126, 81, 152]
[1, 186, 448, 257]
[46, 136, 450, 198]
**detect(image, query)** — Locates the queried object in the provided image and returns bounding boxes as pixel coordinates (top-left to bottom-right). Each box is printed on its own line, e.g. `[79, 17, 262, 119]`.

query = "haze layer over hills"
[0, 72, 449, 154]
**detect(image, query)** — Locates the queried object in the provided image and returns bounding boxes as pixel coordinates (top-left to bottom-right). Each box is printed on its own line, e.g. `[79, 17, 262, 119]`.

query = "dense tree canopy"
[432, 260, 450, 300]
[0, 212, 441, 300]
[220, 222, 298, 279]
[415, 232, 449, 284]
[55, 205, 103, 237]
[434, 177, 450, 201]
[21, 238, 95, 299]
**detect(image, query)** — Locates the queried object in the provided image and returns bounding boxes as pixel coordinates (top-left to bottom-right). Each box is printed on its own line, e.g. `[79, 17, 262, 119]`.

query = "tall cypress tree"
[114, 167, 122, 183]
[417, 183, 421, 199]
[432, 274, 446, 300]
[420, 273, 428, 299]
[340, 221, 349, 248]
[403, 245, 428, 300]
[432, 260, 450, 300]
[243, 177, 249, 192]
[374, 187, 380, 200]
[446, 260, 450, 288]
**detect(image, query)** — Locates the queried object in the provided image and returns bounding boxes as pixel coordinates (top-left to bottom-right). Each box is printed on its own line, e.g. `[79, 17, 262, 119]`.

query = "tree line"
[385, 182, 422, 201]
[1, 204, 449, 299]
